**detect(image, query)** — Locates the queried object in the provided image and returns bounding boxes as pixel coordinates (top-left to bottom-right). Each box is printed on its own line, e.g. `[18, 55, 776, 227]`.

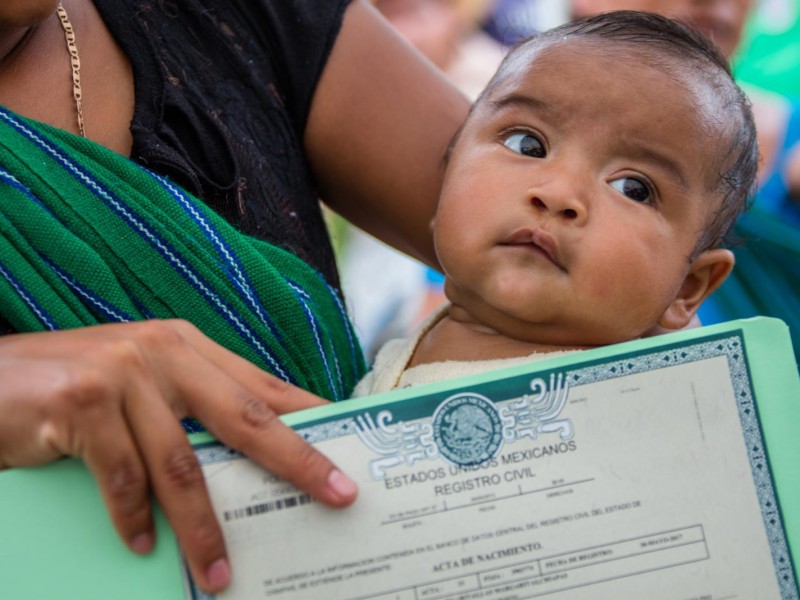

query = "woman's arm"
[305, 0, 470, 269]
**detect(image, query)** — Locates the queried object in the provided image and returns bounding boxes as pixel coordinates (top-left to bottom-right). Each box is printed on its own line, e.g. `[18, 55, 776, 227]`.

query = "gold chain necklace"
[55, 3, 85, 137]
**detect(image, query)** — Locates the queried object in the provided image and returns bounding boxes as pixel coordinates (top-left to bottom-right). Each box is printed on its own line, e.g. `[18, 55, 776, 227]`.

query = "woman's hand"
[0, 320, 358, 594]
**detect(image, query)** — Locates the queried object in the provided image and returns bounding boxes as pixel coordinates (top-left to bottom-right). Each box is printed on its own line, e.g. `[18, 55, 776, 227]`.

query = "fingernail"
[130, 532, 154, 554]
[205, 558, 231, 591]
[327, 469, 358, 501]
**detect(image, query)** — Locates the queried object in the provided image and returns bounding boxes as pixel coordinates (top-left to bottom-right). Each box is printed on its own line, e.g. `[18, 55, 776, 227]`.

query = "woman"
[0, 0, 468, 592]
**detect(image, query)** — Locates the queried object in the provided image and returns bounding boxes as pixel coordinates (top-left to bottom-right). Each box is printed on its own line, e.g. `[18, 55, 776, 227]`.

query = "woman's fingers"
[160, 322, 358, 506]
[0, 347, 163, 574]
[121, 353, 232, 593]
[0, 321, 357, 594]
[80, 409, 154, 556]
[208, 379, 358, 506]
[172, 319, 331, 415]
[116, 321, 356, 590]
[125, 320, 357, 507]
[113, 321, 360, 592]
[154, 320, 359, 506]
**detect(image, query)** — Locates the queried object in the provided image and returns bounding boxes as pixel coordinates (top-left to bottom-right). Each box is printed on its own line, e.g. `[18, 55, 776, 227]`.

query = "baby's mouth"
[502, 228, 566, 271]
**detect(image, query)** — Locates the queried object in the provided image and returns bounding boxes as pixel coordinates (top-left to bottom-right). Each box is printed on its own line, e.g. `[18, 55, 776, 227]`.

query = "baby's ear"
[657, 249, 735, 331]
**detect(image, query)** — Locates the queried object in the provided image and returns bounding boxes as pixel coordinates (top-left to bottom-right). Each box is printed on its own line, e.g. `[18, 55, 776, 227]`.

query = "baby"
[354, 10, 757, 395]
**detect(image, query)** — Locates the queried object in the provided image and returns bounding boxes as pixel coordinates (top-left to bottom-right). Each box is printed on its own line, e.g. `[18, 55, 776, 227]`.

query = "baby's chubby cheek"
[586, 278, 609, 298]
[584, 281, 653, 326]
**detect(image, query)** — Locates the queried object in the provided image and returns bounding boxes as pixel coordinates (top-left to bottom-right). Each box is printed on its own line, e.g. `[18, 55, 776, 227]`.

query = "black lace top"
[95, 0, 350, 287]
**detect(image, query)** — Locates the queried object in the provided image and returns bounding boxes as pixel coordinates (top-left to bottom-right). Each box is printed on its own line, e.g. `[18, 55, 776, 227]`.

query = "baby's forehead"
[492, 39, 722, 122]
[502, 36, 707, 87]
[488, 36, 734, 171]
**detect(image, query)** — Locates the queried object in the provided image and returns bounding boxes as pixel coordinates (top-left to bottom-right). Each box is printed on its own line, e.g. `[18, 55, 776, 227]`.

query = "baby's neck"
[409, 307, 588, 368]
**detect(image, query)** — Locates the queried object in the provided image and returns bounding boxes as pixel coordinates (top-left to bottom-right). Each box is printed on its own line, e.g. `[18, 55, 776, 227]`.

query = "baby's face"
[434, 39, 725, 347]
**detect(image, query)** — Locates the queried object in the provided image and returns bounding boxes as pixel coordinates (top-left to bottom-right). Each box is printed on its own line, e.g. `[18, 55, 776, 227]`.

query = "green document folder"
[1, 317, 798, 599]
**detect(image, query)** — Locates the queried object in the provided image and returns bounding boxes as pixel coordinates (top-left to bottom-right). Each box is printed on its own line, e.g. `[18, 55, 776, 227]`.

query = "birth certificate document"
[185, 330, 798, 600]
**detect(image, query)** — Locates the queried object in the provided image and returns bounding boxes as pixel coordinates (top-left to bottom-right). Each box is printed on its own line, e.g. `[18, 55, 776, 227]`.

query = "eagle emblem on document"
[432, 393, 503, 466]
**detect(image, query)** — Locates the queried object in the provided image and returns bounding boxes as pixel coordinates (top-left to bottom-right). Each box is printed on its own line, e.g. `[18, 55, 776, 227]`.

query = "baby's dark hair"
[475, 10, 758, 255]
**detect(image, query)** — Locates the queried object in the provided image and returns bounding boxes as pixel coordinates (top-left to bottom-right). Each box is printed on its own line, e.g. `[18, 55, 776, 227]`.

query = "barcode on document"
[223, 493, 315, 522]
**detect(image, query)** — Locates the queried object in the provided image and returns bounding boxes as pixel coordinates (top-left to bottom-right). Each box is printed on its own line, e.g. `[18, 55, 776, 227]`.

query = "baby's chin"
[524, 324, 652, 350]
[446, 297, 665, 349]
[491, 323, 628, 353]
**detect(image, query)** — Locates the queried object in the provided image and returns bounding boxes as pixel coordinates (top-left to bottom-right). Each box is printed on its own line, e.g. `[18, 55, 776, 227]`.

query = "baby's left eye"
[502, 132, 546, 158]
[610, 177, 652, 203]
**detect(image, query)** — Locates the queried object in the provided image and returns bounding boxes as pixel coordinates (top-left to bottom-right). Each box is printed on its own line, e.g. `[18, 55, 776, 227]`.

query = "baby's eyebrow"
[487, 93, 551, 117]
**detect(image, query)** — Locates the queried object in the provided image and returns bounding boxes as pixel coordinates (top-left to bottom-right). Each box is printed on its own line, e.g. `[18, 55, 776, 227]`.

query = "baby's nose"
[532, 196, 579, 220]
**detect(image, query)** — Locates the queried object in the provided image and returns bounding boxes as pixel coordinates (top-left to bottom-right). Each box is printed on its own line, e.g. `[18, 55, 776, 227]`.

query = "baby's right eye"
[502, 132, 546, 158]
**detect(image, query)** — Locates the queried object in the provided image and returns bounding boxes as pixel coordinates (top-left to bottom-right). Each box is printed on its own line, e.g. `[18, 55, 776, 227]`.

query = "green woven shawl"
[0, 106, 365, 403]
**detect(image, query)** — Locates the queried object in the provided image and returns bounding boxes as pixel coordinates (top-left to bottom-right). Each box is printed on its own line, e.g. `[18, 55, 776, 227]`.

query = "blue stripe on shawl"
[324, 278, 362, 381]
[1, 167, 134, 323]
[287, 279, 342, 401]
[0, 260, 58, 331]
[0, 168, 55, 217]
[152, 174, 285, 344]
[44, 258, 135, 323]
